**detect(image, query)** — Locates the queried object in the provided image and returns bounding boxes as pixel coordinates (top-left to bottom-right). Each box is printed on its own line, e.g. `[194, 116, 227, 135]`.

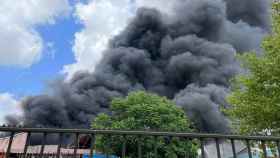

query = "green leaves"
[226, 5, 280, 135]
[92, 91, 197, 158]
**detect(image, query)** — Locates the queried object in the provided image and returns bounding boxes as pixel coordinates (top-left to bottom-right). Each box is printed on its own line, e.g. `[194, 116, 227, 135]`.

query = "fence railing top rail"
[0, 127, 279, 141]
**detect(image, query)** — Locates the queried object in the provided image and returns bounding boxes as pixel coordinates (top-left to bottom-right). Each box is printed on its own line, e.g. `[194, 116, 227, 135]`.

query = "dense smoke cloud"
[224, 0, 271, 31]
[9, 0, 270, 133]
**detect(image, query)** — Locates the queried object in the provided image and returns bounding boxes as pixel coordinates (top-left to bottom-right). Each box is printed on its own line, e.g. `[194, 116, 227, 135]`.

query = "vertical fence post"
[105, 134, 111, 158]
[56, 133, 62, 158]
[230, 139, 237, 158]
[184, 138, 191, 158]
[23, 132, 31, 158]
[122, 135, 126, 158]
[215, 138, 221, 158]
[246, 139, 252, 158]
[73, 133, 79, 158]
[137, 135, 142, 158]
[261, 140, 267, 158]
[277, 140, 280, 157]
[200, 138, 205, 158]
[154, 136, 158, 158]
[39, 132, 47, 158]
[6, 132, 15, 158]
[89, 134, 95, 158]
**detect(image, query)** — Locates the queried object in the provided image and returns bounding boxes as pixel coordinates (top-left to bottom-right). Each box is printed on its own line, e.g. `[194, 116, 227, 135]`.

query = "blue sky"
[0, 0, 177, 123]
[0, 1, 74, 97]
[0, 15, 80, 97]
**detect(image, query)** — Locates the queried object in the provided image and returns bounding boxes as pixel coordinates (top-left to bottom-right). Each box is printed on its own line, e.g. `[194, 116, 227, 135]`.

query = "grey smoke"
[8, 0, 271, 133]
[222, 21, 266, 53]
[174, 84, 230, 133]
[224, 0, 271, 31]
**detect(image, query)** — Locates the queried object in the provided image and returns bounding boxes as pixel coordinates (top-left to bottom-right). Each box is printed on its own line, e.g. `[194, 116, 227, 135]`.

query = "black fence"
[0, 127, 280, 158]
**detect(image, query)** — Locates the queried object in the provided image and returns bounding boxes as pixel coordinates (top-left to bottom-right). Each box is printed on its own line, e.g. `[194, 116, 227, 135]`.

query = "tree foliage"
[226, 3, 280, 135]
[92, 91, 197, 158]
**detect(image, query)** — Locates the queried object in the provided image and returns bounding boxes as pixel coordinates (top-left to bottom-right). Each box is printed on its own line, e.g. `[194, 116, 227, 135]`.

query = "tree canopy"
[92, 91, 197, 158]
[226, 3, 280, 135]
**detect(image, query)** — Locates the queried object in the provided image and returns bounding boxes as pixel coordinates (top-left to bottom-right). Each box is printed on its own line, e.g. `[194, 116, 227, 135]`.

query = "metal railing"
[0, 127, 280, 158]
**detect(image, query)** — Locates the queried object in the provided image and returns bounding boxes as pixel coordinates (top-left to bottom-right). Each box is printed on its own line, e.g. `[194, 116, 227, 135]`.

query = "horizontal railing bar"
[0, 127, 279, 141]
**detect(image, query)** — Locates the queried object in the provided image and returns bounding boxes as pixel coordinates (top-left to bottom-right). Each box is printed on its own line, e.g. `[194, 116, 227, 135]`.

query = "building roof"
[0, 133, 27, 153]
[0, 133, 90, 154]
[204, 140, 246, 158]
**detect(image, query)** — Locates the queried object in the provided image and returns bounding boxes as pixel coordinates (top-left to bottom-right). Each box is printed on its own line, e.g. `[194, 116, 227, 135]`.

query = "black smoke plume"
[9, 0, 270, 133]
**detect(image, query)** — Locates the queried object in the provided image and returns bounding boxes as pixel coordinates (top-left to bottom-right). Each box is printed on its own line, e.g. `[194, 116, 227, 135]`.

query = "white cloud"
[63, 0, 181, 79]
[135, 0, 179, 15]
[63, 0, 133, 79]
[0, 0, 71, 67]
[0, 93, 22, 124]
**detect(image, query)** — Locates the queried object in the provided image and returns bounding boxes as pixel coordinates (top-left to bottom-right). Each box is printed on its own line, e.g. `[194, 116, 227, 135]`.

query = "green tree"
[226, 3, 280, 135]
[92, 91, 197, 158]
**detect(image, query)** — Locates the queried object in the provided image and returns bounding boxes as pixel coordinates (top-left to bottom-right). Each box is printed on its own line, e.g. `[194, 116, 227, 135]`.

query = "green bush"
[92, 91, 198, 158]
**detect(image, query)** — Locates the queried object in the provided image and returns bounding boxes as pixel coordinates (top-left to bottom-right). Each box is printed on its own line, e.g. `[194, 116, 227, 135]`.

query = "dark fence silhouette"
[0, 126, 279, 158]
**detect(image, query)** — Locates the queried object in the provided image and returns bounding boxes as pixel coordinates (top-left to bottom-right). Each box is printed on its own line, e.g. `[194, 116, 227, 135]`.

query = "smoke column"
[10, 0, 270, 133]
